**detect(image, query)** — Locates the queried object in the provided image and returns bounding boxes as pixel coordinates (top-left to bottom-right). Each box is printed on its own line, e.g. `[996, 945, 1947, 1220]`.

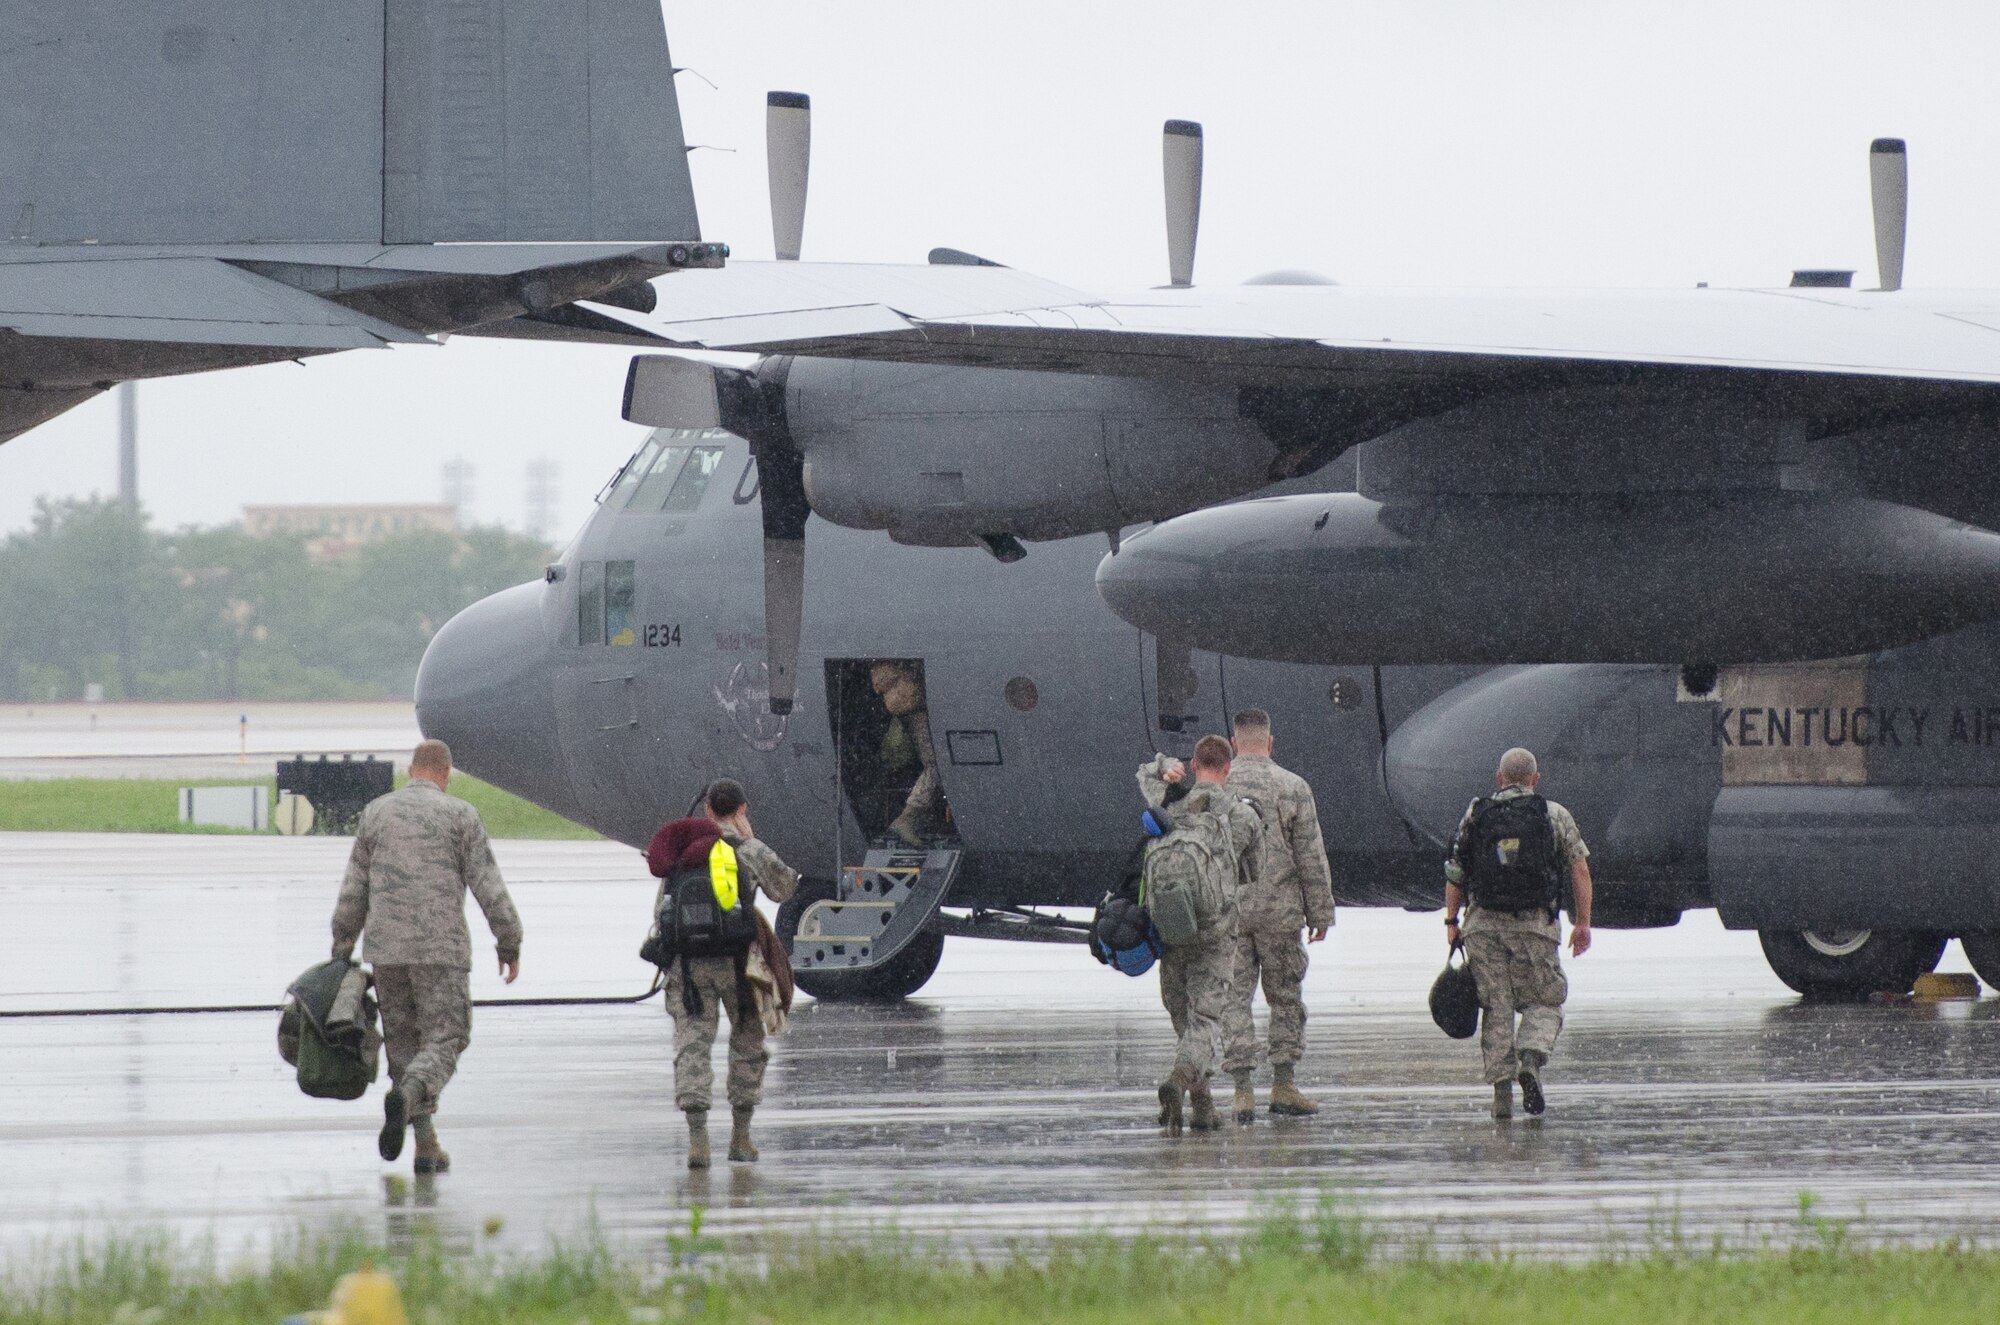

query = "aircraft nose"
[415, 580, 577, 815]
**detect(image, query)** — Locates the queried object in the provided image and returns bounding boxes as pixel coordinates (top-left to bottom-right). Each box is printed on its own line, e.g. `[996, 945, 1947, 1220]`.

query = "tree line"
[0, 498, 553, 701]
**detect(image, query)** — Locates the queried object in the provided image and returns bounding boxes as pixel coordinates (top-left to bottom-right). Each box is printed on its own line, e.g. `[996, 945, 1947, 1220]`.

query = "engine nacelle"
[1098, 491, 2000, 664]
[783, 358, 1276, 545]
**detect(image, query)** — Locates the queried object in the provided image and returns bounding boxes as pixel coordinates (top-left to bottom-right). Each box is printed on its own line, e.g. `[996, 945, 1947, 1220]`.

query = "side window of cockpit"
[605, 561, 636, 646]
[659, 445, 726, 512]
[578, 562, 605, 645]
[577, 560, 638, 647]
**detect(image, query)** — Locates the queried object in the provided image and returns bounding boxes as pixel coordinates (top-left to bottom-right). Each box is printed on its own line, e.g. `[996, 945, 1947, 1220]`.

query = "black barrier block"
[276, 754, 394, 836]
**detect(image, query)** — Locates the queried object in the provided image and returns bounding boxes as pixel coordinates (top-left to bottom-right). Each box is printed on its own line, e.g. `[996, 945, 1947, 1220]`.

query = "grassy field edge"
[0, 775, 597, 841]
[4, 1195, 1992, 1325]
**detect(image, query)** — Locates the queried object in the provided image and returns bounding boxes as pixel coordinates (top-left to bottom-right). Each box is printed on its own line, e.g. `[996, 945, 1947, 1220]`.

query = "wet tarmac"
[0, 701, 420, 779]
[5, 830, 1999, 1260]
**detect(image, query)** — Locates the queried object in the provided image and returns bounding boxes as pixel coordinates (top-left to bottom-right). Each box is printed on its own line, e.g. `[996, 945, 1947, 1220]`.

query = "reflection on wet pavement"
[3, 832, 1997, 1258]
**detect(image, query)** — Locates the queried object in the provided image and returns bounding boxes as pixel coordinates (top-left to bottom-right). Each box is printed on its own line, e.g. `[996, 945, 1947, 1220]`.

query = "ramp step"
[791, 846, 962, 973]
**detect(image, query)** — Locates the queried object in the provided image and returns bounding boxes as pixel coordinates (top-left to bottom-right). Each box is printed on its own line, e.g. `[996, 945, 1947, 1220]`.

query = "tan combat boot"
[1231, 1071, 1257, 1124]
[1269, 1064, 1320, 1116]
[888, 808, 924, 848]
[729, 1106, 759, 1162]
[686, 1109, 711, 1170]
[1157, 1063, 1197, 1137]
[412, 1117, 450, 1175]
[1188, 1080, 1222, 1131]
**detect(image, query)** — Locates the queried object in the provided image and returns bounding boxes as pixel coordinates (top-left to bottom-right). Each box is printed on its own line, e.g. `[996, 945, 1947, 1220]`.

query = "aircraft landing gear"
[1757, 927, 1947, 999]
[775, 879, 945, 1002]
[1956, 933, 2000, 989]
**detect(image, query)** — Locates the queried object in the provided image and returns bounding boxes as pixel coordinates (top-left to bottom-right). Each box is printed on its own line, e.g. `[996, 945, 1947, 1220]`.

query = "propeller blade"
[753, 417, 812, 716]
[1163, 119, 1203, 288]
[1870, 137, 1906, 292]
[767, 91, 811, 261]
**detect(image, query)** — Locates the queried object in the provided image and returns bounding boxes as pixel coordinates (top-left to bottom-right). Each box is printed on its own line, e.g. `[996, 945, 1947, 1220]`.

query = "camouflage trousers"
[1159, 934, 1234, 1081]
[374, 964, 472, 1118]
[1463, 915, 1568, 1083]
[1222, 925, 1310, 1075]
[665, 956, 768, 1112]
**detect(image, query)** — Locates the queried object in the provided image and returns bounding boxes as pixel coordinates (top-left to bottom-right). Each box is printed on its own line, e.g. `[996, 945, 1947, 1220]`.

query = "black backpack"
[1459, 793, 1562, 916]
[653, 859, 759, 962]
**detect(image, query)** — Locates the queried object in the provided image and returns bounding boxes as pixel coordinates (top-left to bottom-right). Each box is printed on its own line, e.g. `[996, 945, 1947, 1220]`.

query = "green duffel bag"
[277, 959, 381, 1101]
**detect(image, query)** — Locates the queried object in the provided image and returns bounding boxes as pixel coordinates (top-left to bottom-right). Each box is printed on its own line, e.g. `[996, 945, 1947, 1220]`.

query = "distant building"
[242, 503, 458, 559]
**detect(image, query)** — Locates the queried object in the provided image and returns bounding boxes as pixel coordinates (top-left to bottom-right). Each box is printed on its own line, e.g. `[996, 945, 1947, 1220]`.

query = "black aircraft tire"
[775, 879, 946, 1002]
[1757, 928, 1945, 999]
[1958, 933, 2000, 988]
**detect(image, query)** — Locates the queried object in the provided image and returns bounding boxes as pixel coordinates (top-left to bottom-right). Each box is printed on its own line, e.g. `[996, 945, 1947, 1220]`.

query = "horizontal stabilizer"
[0, 258, 429, 347]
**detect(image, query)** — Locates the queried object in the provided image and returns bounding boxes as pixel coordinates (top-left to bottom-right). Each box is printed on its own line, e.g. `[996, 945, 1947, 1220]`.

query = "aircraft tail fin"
[0, 0, 700, 246]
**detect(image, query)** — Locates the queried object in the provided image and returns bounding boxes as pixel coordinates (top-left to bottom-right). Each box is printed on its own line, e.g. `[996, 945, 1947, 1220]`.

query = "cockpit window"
[602, 438, 661, 509]
[625, 444, 692, 511]
[659, 445, 726, 512]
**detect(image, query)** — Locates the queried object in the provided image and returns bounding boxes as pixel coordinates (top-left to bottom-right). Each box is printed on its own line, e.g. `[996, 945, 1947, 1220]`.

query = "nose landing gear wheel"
[1757, 928, 1947, 999]
[775, 878, 945, 1002]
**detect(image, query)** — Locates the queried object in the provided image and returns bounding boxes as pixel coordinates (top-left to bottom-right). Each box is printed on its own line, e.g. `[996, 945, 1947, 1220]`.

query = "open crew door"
[824, 658, 959, 848]
[796, 658, 961, 975]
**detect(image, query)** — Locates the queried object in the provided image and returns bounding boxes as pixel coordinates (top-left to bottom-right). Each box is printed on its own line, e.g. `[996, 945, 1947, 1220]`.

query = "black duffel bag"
[1429, 942, 1480, 1039]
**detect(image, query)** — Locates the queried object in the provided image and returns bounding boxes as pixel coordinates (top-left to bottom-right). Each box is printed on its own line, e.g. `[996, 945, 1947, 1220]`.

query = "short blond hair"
[410, 739, 453, 778]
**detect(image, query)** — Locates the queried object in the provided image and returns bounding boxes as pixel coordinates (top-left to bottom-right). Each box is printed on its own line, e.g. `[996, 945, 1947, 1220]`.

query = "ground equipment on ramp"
[277, 755, 393, 835]
[789, 847, 960, 977]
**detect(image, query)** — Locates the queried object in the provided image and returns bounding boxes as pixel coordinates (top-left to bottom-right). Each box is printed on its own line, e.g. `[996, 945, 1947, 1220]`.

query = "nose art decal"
[715, 661, 790, 752]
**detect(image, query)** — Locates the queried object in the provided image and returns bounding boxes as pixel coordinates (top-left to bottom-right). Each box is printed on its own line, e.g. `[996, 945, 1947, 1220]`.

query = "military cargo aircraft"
[0, 0, 721, 446]
[418, 96, 2000, 1001]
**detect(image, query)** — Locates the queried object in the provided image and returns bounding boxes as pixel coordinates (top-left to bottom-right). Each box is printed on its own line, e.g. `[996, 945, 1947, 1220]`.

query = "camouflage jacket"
[331, 781, 524, 969]
[727, 834, 802, 908]
[1224, 755, 1336, 933]
[1136, 756, 1265, 919]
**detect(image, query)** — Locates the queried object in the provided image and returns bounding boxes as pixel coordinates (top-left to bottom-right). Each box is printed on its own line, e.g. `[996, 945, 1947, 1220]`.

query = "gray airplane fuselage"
[417, 428, 2000, 946]
[419, 428, 1440, 910]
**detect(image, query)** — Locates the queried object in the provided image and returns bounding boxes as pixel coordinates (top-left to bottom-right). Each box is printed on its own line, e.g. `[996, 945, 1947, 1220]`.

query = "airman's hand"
[731, 809, 755, 840]
[499, 955, 520, 984]
[1568, 925, 1591, 958]
[1307, 926, 1328, 944]
[1161, 759, 1187, 785]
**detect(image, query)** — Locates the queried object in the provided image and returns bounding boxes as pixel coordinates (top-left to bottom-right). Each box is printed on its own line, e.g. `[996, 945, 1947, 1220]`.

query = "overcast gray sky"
[3, 0, 1996, 539]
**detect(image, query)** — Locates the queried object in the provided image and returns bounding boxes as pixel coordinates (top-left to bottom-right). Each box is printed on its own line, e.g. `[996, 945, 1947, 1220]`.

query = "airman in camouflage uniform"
[1139, 737, 1262, 1137]
[332, 740, 522, 1173]
[1443, 747, 1594, 1120]
[646, 778, 800, 1169]
[1220, 710, 1336, 1121]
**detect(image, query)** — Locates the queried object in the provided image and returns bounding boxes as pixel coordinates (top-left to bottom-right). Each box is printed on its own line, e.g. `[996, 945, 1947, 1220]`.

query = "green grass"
[2, 1197, 1993, 1325]
[0, 775, 597, 840]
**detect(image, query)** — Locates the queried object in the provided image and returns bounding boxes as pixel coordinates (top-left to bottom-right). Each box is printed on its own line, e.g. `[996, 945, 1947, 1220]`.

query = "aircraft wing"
[634, 263, 2000, 388]
[0, 256, 430, 348]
